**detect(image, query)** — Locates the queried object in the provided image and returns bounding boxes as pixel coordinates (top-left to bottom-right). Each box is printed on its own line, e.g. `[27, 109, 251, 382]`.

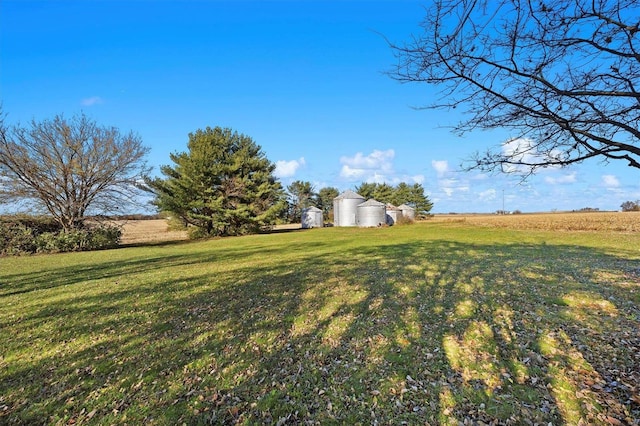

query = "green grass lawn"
[1, 223, 639, 425]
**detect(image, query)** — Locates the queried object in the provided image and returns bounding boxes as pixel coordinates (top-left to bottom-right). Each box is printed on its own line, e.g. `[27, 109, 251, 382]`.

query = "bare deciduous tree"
[0, 111, 151, 230]
[389, 0, 640, 175]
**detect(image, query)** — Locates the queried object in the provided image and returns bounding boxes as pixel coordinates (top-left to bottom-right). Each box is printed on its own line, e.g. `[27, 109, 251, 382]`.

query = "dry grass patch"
[119, 219, 188, 244]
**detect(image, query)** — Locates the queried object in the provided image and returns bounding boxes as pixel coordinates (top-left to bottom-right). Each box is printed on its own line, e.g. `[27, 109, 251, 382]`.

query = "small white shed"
[301, 206, 324, 228]
[398, 204, 416, 221]
[385, 204, 404, 225]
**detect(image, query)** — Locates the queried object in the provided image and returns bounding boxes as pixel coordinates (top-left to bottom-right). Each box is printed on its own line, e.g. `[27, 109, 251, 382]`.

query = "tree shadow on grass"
[0, 240, 334, 297]
[118, 238, 194, 249]
[1, 234, 639, 424]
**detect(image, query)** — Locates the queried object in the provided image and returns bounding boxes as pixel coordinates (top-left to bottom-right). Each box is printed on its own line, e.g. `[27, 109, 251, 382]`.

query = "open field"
[118, 212, 640, 246]
[1, 220, 639, 424]
[119, 221, 304, 245]
[119, 220, 188, 245]
[431, 211, 640, 232]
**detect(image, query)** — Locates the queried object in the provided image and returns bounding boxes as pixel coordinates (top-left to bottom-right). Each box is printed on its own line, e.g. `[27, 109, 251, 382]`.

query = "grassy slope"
[1, 223, 639, 425]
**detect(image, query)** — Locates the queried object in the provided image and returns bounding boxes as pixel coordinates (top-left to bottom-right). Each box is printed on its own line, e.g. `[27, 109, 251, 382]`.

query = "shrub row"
[0, 216, 121, 255]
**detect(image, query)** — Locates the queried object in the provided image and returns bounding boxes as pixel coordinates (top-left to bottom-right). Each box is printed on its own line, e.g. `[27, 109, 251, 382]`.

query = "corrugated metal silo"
[333, 190, 365, 227]
[356, 199, 387, 227]
[398, 204, 416, 221]
[385, 204, 403, 225]
[302, 206, 323, 228]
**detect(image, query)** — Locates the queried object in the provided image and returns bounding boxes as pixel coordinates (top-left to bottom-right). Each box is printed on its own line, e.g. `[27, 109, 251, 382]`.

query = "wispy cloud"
[80, 96, 104, 106]
[544, 172, 577, 185]
[431, 160, 449, 177]
[602, 174, 620, 188]
[409, 174, 425, 184]
[339, 149, 395, 182]
[431, 159, 470, 198]
[438, 177, 469, 197]
[274, 157, 306, 178]
[478, 188, 497, 201]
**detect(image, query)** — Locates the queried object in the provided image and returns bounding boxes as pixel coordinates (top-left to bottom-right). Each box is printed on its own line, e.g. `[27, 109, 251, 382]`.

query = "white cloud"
[274, 157, 306, 178]
[431, 160, 449, 177]
[438, 177, 469, 197]
[501, 137, 564, 173]
[431, 160, 471, 198]
[502, 138, 532, 156]
[478, 189, 497, 201]
[386, 174, 425, 185]
[81, 96, 104, 106]
[338, 150, 424, 186]
[339, 165, 365, 180]
[602, 174, 620, 188]
[501, 138, 536, 173]
[410, 174, 425, 184]
[341, 149, 394, 170]
[339, 149, 395, 181]
[471, 173, 489, 181]
[544, 172, 577, 185]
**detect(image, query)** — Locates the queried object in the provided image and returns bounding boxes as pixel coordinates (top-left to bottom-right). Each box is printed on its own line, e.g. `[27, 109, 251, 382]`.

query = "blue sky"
[2, 0, 639, 213]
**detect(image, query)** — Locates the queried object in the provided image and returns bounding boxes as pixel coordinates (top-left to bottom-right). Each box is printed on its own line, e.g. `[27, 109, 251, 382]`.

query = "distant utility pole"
[502, 189, 505, 214]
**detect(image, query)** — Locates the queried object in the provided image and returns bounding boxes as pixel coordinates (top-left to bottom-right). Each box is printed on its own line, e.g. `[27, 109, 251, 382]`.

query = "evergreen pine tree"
[146, 127, 285, 237]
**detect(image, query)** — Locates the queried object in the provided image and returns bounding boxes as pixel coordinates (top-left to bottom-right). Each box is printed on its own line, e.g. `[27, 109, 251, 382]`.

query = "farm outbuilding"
[333, 191, 408, 227]
[398, 204, 416, 221]
[333, 190, 366, 227]
[385, 204, 403, 225]
[356, 199, 387, 227]
[301, 206, 323, 228]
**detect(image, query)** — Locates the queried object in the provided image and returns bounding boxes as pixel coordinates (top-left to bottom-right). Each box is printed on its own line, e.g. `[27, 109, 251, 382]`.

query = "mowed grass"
[1, 221, 639, 425]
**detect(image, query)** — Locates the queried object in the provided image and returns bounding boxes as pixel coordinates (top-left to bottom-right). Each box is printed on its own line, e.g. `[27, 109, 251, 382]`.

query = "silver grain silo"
[385, 204, 403, 225]
[356, 199, 387, 227]
[398, 204, 416, 221]
[302, 206, 323, 228]
[333, 190, 365, 227]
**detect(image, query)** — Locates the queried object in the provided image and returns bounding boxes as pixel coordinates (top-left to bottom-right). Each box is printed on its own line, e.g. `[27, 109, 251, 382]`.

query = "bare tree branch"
[388, 0, 640, 174]
[0, 111, 151, 230]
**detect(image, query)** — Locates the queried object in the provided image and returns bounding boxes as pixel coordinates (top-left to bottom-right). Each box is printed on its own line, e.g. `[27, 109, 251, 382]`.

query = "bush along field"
[1, 221, 639, 425]
[0, 216, 121, 255]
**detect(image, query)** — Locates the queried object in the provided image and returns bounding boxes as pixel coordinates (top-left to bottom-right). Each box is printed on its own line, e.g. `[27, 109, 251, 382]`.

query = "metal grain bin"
[302, 206, 323, 229]
[356, 199, 386, 227]
[333, 190, 365, 227]
[385, 204, 403, 225]
[398, 204, 416, 221]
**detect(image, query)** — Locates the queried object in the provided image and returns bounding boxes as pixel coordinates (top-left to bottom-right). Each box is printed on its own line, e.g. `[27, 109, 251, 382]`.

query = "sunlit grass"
[538, 330, 600, 424]
[1, 222, 639, 424]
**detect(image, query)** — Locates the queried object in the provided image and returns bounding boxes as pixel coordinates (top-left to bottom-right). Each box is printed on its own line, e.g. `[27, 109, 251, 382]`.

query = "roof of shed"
[386, 203, 400, 210]
[358, 199, 386, 207]
[398, 204, 415, 210]
[334, 189, 365, 200]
